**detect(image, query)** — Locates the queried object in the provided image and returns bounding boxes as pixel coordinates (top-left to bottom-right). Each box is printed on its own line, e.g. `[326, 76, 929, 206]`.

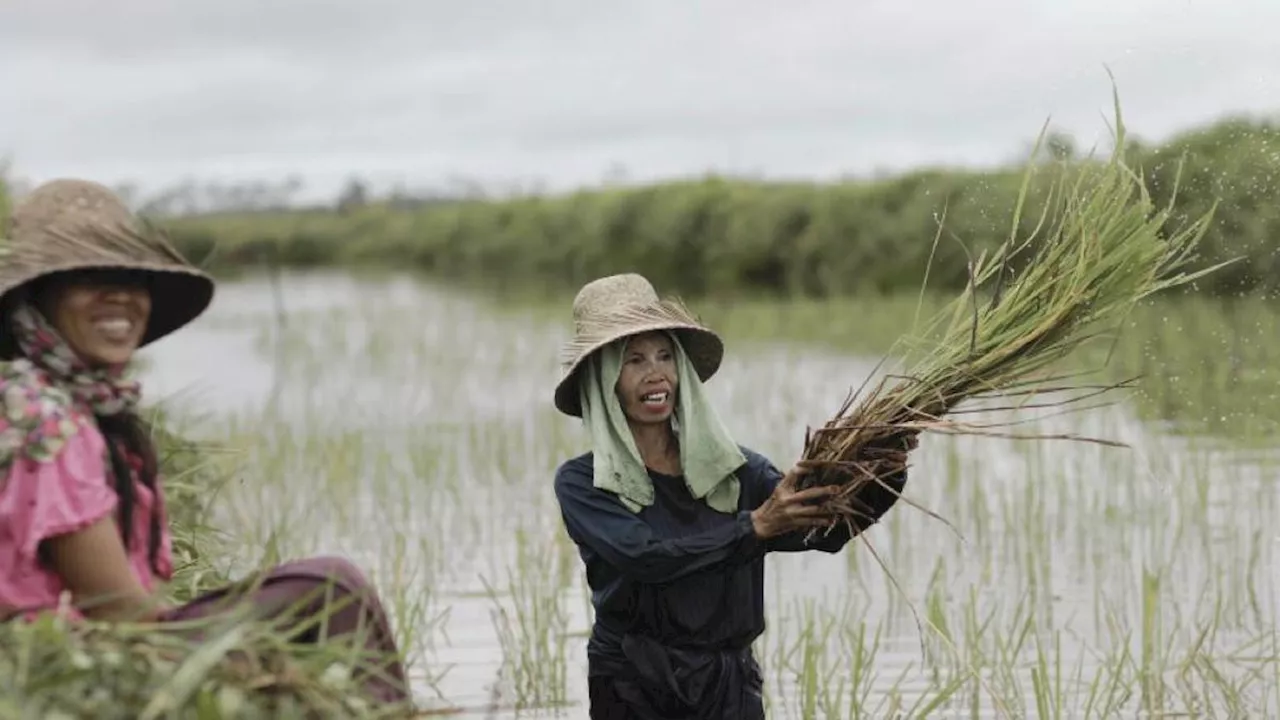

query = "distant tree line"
[3, 113, 1278, 298]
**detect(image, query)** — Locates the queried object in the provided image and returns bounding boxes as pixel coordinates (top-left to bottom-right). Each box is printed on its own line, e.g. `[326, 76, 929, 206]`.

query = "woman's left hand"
[880, 431, 919, 466]
[751, 467, 841, 539]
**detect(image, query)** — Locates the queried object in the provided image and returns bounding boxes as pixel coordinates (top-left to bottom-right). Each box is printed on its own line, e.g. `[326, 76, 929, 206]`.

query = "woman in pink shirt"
[0, 179, 411, 708]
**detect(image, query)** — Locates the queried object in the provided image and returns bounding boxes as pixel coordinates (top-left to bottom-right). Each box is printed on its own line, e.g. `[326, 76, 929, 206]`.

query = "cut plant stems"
[796, 85, 1237, 530]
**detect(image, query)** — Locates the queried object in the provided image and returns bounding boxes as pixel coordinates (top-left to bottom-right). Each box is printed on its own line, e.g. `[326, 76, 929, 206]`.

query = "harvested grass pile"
[0, 411, 417, 719]
[151, 413, 235, 604]
[0, 611, 411, 720]
[798, 90, 1234, 521]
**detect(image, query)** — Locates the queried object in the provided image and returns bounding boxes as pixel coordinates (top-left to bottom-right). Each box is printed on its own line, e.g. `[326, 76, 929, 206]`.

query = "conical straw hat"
[554, 273, 723, 417]
[0, 178, 215, 358]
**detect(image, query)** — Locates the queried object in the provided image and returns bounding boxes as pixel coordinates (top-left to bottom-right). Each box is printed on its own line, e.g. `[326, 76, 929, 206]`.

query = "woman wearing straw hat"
[553, 273, 915, 719]
[0, 179, 411, 707]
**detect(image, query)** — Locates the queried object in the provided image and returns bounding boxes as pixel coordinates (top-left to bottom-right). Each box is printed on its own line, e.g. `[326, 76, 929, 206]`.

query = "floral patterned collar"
[0, 302, 142, 480]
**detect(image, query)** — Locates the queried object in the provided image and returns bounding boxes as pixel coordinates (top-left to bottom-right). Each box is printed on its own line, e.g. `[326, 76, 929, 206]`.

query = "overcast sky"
[2, 0, 1278, 203]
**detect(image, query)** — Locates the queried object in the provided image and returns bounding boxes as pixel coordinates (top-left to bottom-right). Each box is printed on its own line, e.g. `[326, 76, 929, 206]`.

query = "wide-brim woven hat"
[554, 273, 724, 418]
[0, 178, 215, 359]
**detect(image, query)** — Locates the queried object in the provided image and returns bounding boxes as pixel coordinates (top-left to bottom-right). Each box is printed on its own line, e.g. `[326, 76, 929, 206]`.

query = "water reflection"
[136, 271, 1279, 718]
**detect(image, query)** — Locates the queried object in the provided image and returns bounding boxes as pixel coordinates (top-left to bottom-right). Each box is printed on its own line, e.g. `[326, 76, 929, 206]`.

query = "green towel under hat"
[578, 331, 746, 514]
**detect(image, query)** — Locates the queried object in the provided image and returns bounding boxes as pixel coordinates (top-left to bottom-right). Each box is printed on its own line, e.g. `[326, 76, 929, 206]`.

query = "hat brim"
[0, 261, 216, 360]
[553, 322, 724, 418]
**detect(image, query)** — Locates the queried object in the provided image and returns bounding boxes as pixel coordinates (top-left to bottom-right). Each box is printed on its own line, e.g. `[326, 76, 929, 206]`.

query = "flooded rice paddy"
[139, 271, 1279, 719]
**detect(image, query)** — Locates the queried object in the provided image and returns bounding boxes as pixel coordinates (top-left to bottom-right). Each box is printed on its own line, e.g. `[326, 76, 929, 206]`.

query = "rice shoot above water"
[797, 88, 1237, 524]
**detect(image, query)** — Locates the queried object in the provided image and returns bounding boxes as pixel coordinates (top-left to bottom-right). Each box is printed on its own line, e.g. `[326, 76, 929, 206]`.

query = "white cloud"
[2, 0, 1278, 201]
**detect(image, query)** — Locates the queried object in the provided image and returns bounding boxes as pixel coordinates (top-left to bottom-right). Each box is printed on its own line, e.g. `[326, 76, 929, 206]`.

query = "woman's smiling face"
[614, 331, 678, 425]
[35, 269, 152, 367]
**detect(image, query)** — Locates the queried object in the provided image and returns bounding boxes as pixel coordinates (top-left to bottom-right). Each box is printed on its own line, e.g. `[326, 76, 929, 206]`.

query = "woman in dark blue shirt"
[552, 274, 915, 720]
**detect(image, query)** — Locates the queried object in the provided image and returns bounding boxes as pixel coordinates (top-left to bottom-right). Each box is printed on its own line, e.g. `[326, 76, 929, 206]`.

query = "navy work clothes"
[554, 446, 909, 719]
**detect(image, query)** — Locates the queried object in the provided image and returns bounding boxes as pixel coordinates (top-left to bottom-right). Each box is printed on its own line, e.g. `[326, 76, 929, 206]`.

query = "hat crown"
[571, 273, 661, 331]
[1, 178, 191, 273]
[8, 179, 135, 243]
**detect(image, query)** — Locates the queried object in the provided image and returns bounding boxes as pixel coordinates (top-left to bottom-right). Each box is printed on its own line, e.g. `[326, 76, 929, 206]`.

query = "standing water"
[138, 271, 1280, 719]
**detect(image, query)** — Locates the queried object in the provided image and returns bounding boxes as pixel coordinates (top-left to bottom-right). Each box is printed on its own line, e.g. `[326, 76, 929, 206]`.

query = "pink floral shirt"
[0, 403, 173, 620]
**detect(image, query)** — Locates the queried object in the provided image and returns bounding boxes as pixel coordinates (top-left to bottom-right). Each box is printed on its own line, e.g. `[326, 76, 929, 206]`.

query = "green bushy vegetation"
[0, 410, 414, 718]
[163, 115, 1280, 300]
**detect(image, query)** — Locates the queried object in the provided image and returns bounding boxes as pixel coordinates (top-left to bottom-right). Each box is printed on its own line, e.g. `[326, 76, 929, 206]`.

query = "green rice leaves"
[800, 87, 1237, 516]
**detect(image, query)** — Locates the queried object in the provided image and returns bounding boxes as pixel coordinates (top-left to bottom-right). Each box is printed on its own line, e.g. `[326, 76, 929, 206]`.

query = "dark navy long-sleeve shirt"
[553, 445, 909, 685]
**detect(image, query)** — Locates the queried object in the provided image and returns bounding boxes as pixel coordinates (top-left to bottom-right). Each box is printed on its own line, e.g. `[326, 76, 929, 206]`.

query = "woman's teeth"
[641, 392, 669, 406]
[94, 318, 133, 341]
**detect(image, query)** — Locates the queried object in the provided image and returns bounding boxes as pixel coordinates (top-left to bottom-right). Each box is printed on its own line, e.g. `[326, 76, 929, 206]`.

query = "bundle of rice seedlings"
[0, 607, 417, 720]
[797, 87, 1235, 523]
